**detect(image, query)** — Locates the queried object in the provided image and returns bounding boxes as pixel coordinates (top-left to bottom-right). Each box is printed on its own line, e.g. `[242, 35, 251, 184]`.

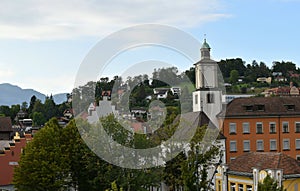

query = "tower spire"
[201, 35, 211, 59]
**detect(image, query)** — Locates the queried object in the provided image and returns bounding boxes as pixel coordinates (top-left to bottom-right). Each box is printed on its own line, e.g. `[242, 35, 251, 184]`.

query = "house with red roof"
[215, 152, 300, 191]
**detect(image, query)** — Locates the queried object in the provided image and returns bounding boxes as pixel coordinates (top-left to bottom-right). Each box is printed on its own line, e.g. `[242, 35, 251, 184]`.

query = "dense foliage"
[14, 114, 220, 190]
[258, 175, 285, 191]
[0, 94, 71, 126]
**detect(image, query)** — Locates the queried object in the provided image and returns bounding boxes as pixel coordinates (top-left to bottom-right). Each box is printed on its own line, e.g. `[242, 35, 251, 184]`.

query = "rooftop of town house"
[0, 117, 13, 132]
[228, 152, 300, 177]
[218, 96, 300, 118]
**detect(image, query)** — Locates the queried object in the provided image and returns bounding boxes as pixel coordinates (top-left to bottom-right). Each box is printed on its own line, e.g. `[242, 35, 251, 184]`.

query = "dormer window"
[284, 104, 295, 111]
[256, 104, 265, 111]
[244, 105, 253, 111]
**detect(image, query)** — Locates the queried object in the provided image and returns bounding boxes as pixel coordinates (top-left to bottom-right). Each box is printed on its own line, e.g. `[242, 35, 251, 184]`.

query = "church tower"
[193, 38, 222, 127]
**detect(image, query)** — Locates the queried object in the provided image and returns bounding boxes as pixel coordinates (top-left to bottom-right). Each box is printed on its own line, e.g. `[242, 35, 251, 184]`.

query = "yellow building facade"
[215, 152, 300, 191]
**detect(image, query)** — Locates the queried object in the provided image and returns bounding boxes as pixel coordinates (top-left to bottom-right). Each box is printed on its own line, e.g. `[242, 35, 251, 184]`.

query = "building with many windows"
[218, 96, 300, 162]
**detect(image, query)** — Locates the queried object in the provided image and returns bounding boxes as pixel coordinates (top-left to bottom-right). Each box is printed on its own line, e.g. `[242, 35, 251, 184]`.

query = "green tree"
[163, 152, 185, 191]
[32, 99, 44, 114]
[32, 112, 46, 126]
[181, 125, 220, 191]
[218, 58, 246, 79]
[258, 175, 285, 191]
[21, 101, 28, 111]
[44, 96, 58, 120]
[10, 104, 20, 123]
[61, 119, 100, 191]
[229, 70, 239, 84]
[99, 115, 163, 190]
[185, 67, 195, 85]
[14, 118, 69, 191]
[0, 105, 10, 117]
[272, 61, 297, 78]
[28, 95, 37, 115]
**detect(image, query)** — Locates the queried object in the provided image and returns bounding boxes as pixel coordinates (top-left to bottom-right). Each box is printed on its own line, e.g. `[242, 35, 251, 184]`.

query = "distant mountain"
[0, 83, 68, 106]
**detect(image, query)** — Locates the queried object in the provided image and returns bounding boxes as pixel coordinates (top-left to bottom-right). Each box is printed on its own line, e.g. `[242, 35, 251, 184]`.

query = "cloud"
[0, 62, 15, 78]
[0, 68, 14, 78]
[0, 0, 229, 40]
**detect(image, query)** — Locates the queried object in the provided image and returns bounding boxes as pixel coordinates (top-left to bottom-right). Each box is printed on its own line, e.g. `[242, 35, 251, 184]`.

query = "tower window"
[207, 93, 214, 103]
[195, 94, 198, 104]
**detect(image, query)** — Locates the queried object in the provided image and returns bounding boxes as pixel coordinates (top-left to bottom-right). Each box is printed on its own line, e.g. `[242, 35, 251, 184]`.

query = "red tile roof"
[228, 152, 300, 175]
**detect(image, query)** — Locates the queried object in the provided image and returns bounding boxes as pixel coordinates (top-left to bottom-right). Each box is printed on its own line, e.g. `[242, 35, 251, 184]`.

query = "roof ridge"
[277, 153, 282, 169]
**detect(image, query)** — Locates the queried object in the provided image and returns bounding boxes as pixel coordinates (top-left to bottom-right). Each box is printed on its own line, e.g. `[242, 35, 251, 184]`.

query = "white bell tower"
[193, 38, 222, 127]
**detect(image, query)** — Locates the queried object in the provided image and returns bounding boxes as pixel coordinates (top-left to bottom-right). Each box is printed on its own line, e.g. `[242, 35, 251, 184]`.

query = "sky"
[0, 0, 300, 95]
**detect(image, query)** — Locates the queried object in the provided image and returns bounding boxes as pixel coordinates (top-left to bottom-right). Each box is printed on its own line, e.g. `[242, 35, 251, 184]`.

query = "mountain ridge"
[0, 83, 68, 106]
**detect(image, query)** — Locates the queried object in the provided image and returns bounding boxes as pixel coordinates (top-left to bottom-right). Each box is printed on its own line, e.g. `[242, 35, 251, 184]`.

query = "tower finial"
[204, 34, 207, 41]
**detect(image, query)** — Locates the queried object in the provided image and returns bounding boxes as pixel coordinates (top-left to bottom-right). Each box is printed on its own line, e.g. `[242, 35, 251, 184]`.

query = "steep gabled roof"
[228, 152, 300, 176]
[151, 111, 222, 142]
[172, 111, 222, 141]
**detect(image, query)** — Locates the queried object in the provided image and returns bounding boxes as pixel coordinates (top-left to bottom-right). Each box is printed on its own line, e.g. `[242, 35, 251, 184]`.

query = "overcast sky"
[0, 0, 299, 94]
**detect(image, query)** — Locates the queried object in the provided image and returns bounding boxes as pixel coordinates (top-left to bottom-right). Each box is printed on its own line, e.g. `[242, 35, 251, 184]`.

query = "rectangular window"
[295, 122, 300, 133]
[207, 93, 214, 103]
[257, 104, 265, 111]
[257, 140, 264, 151]
[195, 94, 198, 104]
[243, 140, 250, 152]
[296, 155, 300, 161]
[285, 104, 295, 111]
[230, 141, 237, 152]
[296, 139, 300, 150]
[270, 139, 277, 151]
[243, 122, 250, 134]
[217, 180, 221, 191]
[269, 122, 276, 133]
[246, 185, 253, 191]
[238, 184, 243, 191]
[245, 105, 253, 111]
[256, 122, 263, 134]
[230, 183, 236, 191]
[282, 122, 289, 133]
[283, 139, 290, 150]
[229, 123, 237, 134]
